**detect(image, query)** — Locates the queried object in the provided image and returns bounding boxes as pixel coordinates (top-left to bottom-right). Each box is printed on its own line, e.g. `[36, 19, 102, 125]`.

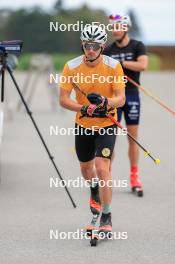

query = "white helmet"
[80, 24, 107, 45]
[109, 14, 132, 27]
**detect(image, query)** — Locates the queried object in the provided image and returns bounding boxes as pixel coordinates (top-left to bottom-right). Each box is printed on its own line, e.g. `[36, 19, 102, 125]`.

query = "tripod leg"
[7, 65, 76, 208]
[1, 66, 5, 102]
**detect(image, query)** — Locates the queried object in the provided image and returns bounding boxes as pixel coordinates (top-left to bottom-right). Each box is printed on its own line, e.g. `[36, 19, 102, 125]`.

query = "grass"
[148, 53, 161, 71]
[18, 53, 33, 70]
[52, 53, 80, 71]
[17, 53, 161, 71]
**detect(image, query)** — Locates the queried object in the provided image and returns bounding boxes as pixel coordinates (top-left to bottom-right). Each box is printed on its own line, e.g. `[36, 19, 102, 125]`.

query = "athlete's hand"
[87, 93, 108, 107]
[81, 105, 107, 118]
[81, 104, 97, 116]
[93, 107, 108, 117]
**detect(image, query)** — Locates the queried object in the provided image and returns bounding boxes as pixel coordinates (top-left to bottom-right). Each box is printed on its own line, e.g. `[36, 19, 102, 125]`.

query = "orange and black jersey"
[60, 54, 125, 129]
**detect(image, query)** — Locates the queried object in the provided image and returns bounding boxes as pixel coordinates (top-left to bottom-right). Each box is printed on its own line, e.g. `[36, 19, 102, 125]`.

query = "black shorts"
[117, 92, 141, 125]
[75, 124, 117, 162]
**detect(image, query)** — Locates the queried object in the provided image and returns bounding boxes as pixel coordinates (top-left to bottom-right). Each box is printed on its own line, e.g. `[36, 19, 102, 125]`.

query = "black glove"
[81, 105, 107, 118]
[87, 93, 108, 107]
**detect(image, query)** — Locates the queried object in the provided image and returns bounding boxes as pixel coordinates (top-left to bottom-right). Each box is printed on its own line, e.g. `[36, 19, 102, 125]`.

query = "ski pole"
[72, 82, 160, 165]
[126, 75, 175, 117]
[107, 114, 160, 164]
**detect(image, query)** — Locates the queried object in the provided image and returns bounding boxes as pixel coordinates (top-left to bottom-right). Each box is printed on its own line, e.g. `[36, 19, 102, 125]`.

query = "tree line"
[0, 1, 141, 54]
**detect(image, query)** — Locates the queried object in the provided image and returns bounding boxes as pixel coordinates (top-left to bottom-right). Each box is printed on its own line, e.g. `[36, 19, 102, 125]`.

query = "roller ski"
[130, 173, 143, 197]
[90, 212, 112, 247]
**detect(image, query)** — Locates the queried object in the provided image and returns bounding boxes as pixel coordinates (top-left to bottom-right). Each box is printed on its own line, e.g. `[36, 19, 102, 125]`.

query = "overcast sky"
[1, 0, 175, 44]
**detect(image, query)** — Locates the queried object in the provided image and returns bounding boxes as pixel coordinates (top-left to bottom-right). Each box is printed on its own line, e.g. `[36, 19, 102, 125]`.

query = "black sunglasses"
[83, 42, 101, 51]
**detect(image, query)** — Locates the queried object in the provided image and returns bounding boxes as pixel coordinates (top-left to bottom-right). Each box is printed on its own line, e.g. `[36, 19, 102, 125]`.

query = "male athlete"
[59, 24, 125, 232]
[103, 15, 148, 195]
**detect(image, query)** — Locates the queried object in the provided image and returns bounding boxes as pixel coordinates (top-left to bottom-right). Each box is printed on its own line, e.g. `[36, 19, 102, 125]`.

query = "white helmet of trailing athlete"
[80, 24, 107, 45]
[109, 14, 132, 27]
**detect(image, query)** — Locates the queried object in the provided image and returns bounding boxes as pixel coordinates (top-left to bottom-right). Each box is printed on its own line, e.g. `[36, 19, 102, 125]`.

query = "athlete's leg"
[95, 125, 116, 231]
[75, 124, 96, 177]
[80, 159, 96, 182]
[75, 124, 101, 215]
[95, 125, 116, 207]
[79, 159, 102, 217]
[95, 157, 112, 231]
[124, 93, 142, 189]
[95, 157, 112, 205]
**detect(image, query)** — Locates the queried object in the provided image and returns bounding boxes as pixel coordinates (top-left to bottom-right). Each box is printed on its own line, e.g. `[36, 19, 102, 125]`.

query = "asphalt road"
[0, 71, 175, 264]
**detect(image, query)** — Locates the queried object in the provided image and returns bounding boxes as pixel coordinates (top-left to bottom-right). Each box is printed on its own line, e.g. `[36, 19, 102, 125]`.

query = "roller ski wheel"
[131, 174, 143, 197]
[132, 186, 143, 197]
[90, 233, 98, 247]
[90, 230, 112, 247]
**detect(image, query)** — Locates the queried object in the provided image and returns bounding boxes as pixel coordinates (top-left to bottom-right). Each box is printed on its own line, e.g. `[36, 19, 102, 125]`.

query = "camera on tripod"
[0, 40, 23, 70]
[0, 40, 23, 102]
[0, 40, 23, 56]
